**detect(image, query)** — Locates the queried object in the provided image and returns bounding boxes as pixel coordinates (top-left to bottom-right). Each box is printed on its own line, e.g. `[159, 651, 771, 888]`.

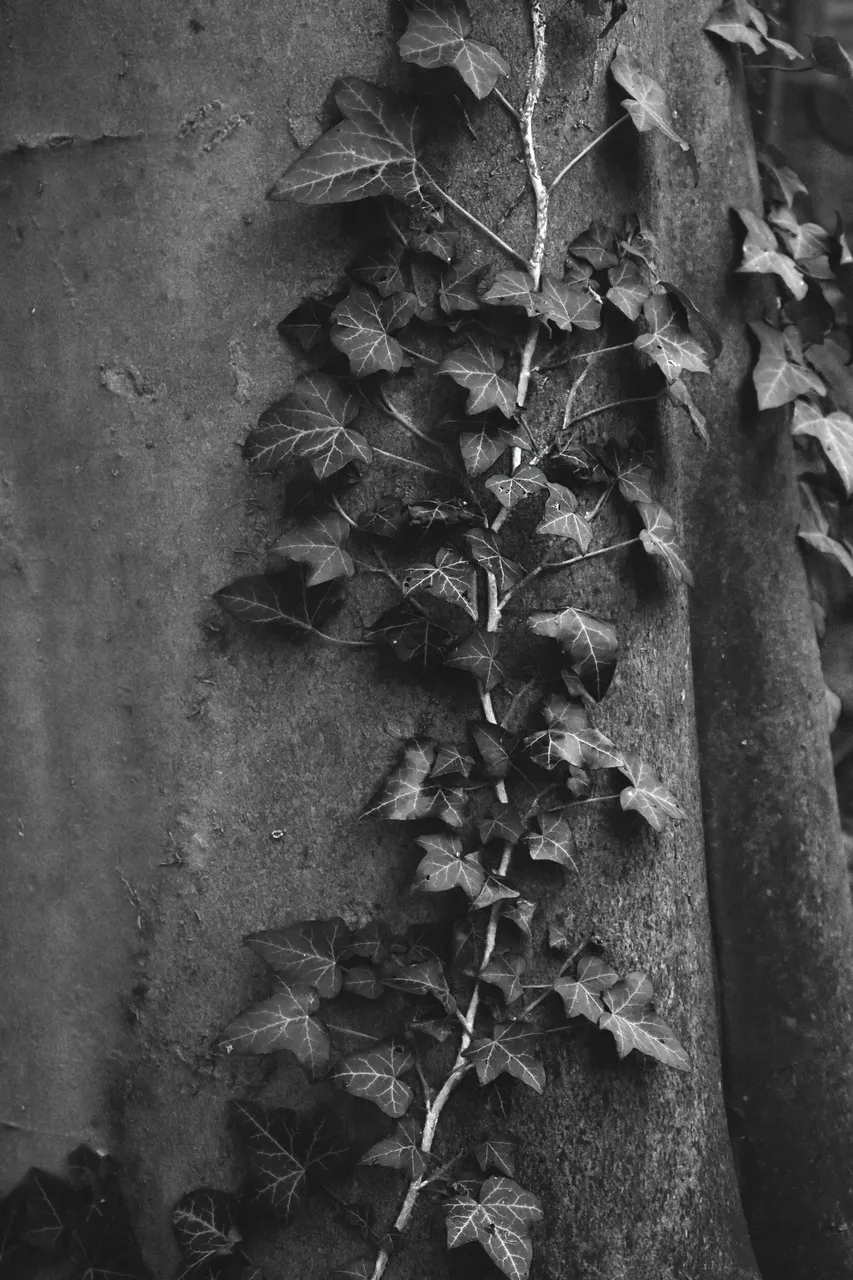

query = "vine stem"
[515, 0, 549, 412]
[493, 87, 522, 123]
[378, 389, 444, 450]
[548, 114, 630, 192]
[566, 393, 661, 428]
[373, 446, 452, 477]
[498, 538, 641, 611]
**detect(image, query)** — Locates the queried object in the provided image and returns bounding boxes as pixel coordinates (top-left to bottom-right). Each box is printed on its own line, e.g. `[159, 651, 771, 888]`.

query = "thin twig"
[515, 0, 549, 412]
[398, 343, 440, 367]
[373, 446, 453, 477]
[498, 538, 640, 611]
[331, 495, 359, 529]
[494, 87, 522, 123]
[560, 360, 594, 433]
[379, 389, 444, 449]
[567, 393, 660, 428]
[549, 114, 630, 193]
[423, 174, 530, 268]
[325, 1022, 380, 1041]
[519, 941, 589, 1017]
[569, 341, 635, 361]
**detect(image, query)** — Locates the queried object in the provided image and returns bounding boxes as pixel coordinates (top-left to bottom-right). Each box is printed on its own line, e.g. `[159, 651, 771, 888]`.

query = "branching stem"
[379, 389, 444, 449]
[567, 393, 660, 428]
[494, 87, 522, 123]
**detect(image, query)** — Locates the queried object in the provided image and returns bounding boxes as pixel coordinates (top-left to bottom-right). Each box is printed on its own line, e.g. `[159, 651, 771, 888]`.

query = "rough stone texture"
[1, 1, 838, 1278]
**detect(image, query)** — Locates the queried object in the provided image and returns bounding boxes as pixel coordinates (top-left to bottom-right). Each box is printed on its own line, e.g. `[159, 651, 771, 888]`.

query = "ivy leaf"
[357, 494, 412, 537]
[460, 425, 513, 476]
[768, 207, 830, 262]
[503, 897, 536, 938]
[536, 483, 593, 551]
[366, 605, 457, 667]
[382, 957, 457, 1012]
[618, 750, 687, 831]
[412, 831, 486, 898]
[636, 501, 694, 586]
[351, 241, 407, 297]
[734, 208, 807, 301]
[635, 295, 710, 383]
[244, 917, 350, 997]
[568, 221, 618, 270]
[271, 512, 354, 587]
[528, 809, 578, 871]
[480, 803, 525, 844]
[470, 720, 516, 778]
[446, 1178, 540, 1280]
[468, 1022, 545, 1091]
[666, 378, 709, 447]
[363, 738, 438, 820]
[411, 227, 460, 261]
[172, 1189, 241, 1266]
[532, 275, 602, 331]
[464, 528, 521, 593]
[662, 280, 723, 360]
[404, 547, 479, 619]
[20, 1169, 74, 1252]
[474, 1139, 517, 1177]
[331, 287, 407, 376]
[361, 1116, 426, 1179]
[399, 0, 510, 99]
[527, 608, 618, 701]
[330, 1259, 374, 1280]
[611, 45, 690, 151]
[231, 1102, 349, 1222]
[407, 496, 481, 529]
[485, 464, 548, 509]
[215, 570, 346, 638]
[758, 150, 808, 208]
[349, 920, 392, 963]
[606, 259, 652, 320]
[335, 1043, 415, 1117]
[791, 400, 853, 496]
[478, 952, 526, 1003]
[245, 373, 371, 479]
[278, 296, 338, 350]
[445, 629, 505, 690]
[526, 695, 623, 770]
[749, 321, 826, 409]
[616, 460, 654, 505]
[217, 982, 330, 1075]
[270, 78, 424, 205]
[553, 954, 618, 1023]
[432, 744, 474, 778]
[809, 34, 853, 107]
[471, 873, 521, 910]
[599, 972, 690, 1070]
[440, 255, 490, 313]
[703, 1, 766, 53]
[482, 270, 537, 311]
[343, 966, 384, 999]
[440, 340, 516, 416]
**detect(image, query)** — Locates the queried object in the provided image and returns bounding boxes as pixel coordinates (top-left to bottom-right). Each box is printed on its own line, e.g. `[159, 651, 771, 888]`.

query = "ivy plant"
[190, 3, 732, 1277]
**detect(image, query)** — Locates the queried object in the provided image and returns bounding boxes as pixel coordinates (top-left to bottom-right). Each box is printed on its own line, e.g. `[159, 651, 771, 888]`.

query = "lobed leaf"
[215, 569, 346, 637]
[758, 150, 808, 208]
[749, 320, 825, 409]
[611, 45, 690, 151]
[445, 628, 506, 690]
[527, 609, 618, 701]
[479, 802, 525, 845]
[366, 605, 457, 667]
[486, 464, 548, 509]
[331, 286, 409, 376]
[474, 1139, 517, 1177]
[568, 221, 618, 269]
[479, 951, 526, 1003]
[272, 511, 354, 587]
[335, 1043, 415, 1117]
[635, 295, 710, 383]
[413, 832, 486, 898]
[440, 338, 516, 416]
[404, 546, 478, 619]
[734, 208, 807, 301]
[536, 482, 593, 551]
[791, 399, 853, 496]
[666, 378, 709, 447]
[270, 78, 424, 205]
[470, 720, 516, 778]
[399, 0, 510, 99]
[532, 275, 602, 331]
[554, 954, 618, 1023]
[278, 295, 338, 350]
[704, 1, 766, 53]
[459, 425, 513, 476]
[616, 460, 654, 505]
[440, 255, 490, 313]
[482, 269, 537, 311]
[172, 1189, 241, 1266]
[618, 749, 687, 831]
[465, 527, 521, 592]
[467, 1022, 545, 1091]
[606, 259, 652, 320]
[217, 983, 330, 1076]
[343, 966, 384, 999]
[361, 1116, 426, 1179]
[528, 809, 578, 871]
[330, 1259, 374, 1280]
[357, 494, 411, 537]
[245, 373, 371, 479]
[362, 738, 438, 820]
[381, 957, 457, 1012]
[599, 972, 691, 1070]
[636, 501, 694, 586]
[244, 917, 350, 997]
[411, 226, 460, 261]
[351, 240, 407, 297]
